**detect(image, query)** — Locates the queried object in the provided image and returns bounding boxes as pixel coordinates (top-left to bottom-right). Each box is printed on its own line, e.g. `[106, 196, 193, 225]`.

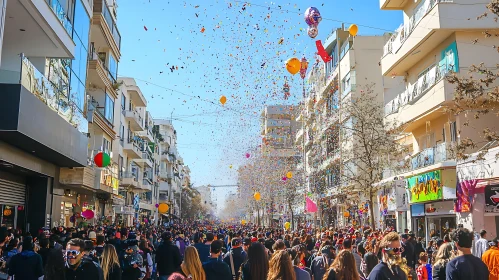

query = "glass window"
[72, 0, 90, 49]
[69, 73, 84, 111]
[121, 94, 126, 111]
[109, 54, 118, 80]
[119, 123, 124, 143]
[104, 93, 114, 123]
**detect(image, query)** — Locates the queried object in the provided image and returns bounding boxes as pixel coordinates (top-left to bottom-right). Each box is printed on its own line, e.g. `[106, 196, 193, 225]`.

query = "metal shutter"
[0, 178, 25, 205]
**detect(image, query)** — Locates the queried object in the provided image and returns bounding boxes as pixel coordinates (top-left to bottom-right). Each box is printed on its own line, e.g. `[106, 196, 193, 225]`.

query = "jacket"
[202, 257, 232, 280]
[482, 246, 499, 280]
[432, 261, 448, 280]
[402, 241, 415, 268]
[155, 241, 181, 276]
[8, 250, 44, 280]
[223, 247, 247, 279]
[310, 255, 332, 280]
[65, 257, 102, 280]
[194, 243, 211, 263]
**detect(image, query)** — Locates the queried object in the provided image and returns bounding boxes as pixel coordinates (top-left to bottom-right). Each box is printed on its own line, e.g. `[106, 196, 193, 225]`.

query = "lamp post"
[299, 57, 308, 230]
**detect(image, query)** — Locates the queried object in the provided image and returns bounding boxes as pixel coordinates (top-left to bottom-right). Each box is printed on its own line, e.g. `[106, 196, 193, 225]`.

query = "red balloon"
[316, 40, 332, 63]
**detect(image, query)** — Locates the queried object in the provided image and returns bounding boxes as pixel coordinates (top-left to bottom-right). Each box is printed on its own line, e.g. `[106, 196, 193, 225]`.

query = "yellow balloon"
[286, 58, 300, 75]
[220, 95, 227, 105]
[286, 171, 293, 179]
[349, 24, 358, 37]
[254, 192, 261, 201]
[241, 219, 246, 225]
[284, 221, 291, 230]
[158, 203, 169, 214]
[229, 165, 233, 169]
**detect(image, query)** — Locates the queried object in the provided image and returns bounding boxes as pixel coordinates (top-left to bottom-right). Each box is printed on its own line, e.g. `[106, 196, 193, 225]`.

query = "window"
[104, 93, 114, 123]
[119, 123, 124, 144]
[103, 138, 111, 154]
[109, 54, 118, 81]
[450, 121, 457, 142]
[121, 94, 126, 111]
[441, 42, 459, 73]
[118, 156, 123, 178]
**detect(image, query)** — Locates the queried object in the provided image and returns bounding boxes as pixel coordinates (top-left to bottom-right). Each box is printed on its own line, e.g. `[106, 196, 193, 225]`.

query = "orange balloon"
[349, 24, 358, 36]
[220, 95, 227, 105]
[286, 58, 300, 75]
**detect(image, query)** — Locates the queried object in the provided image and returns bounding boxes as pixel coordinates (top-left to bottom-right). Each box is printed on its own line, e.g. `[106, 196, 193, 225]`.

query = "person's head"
[450, 228, 473, 252]
[231, 237, 242, 248]
[83, 240, 94, 254]
[273, 239, 286, 251]
[22, 236, 34, 252]
[480, 229, 487, 239]
[247, 242, 269, 279]
[161, 231, 172, 242]
[267, 250, 296, 280]
[193, 232, 203, 244]
[205, 232, 214, 242]
[343, 238, 353, 250]
[327, 250, 360, 280]
[101, 244, 120, 280]
[181, 246, 206, 280]
[362, 252, 379, 277]
[210, 240, 223, 257]
[242, 237, 251, 251]
[39, 237, 49, 249]
[96, 235, 105, 246]
[7, 238, 19, 251]
[400, 233, 409, 242]
[434, 243, 455, 266]
[379, 232, 402, 264]
[321, 245, 334, 259]
[419, 252, 428, 264]
[66, 238, 85, 267]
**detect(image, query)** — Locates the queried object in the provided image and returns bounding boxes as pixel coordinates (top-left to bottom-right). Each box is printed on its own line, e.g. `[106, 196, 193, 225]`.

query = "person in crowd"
[179, 246, 205, 280]
[432, 243, 454, 280]
[414, 238, 426, 263]
[175, 233, 187, 259]
[202, 240, 232, 280]
[284, 234, 292, 248]
[95, 235, 106, 260]
[121, 237, 143, 280]
[360, 252, 379, 280]
[311, 244, 334, 280]
[83, 240, 99, 263]
[416, 252, 431, 280]
[38, 238, 51, 268]
[223, 238, 246, 280]
[240, 242, 268, 280]
[64, 238, 102, 279]
[139, 240, 153, 280]
[101, 244, 121, 280]
[323, 250, 360, 280]
[242, 237, 251, 256]
[288, 247, 311, 280]
[401, 234, 415, 270]
[3, 238, 19, 270]
[446, 228, 489, 280]
[264, 232, 275, 254]
[7, 236, 43, 280]
[156, 231, 181, 280]
[43, 245, 65, 280]
[267, 250, 296, 280]
[426, 240, 435, 263]
[482, 237, 499, 280]
[474, 229, 489, 258]
[273, 240, 286, 252]
[368, 232, 407, 280]
[194, 233, 212, 263]
[343, 238, 363, 276]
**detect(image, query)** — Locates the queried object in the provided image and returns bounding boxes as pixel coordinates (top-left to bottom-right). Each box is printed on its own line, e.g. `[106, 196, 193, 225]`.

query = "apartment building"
[0, 0, 93, 233]
[379, 0, 499, 238]
[261, 105, 299, 158]
[297, 27, 397, 228]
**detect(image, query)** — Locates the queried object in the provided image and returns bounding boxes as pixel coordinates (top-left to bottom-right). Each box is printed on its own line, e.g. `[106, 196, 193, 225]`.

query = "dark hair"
[0, 227, 8, 244]
[480, 229, 487, 238]
[45, 246, 66, 280]
[67, 238, 85, 250]
[273, 240, 286, 251]
[39, 238, 49, 249]
[96, 235, 105, 245]
[22, 236, 34, 251]
[343, 238, 353, 249]
[245, 242, 269, 279]
[83, 240, 94, 252]
[364, 252, 379, 276]
[291, 237, 301, 247]
[205, 232, 214, 242]
[139, 240, 149, 252]
[210, 240, 223, 254]
[450, 228, 473, 248]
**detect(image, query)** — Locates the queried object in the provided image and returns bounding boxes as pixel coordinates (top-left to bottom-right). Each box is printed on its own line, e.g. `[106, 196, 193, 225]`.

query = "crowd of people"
[0, 222, 496, 280]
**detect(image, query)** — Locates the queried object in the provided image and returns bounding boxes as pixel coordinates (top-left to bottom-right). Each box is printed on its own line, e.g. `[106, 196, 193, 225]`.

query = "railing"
[100, 0, 121, 49]
[385, 63, 450, 116]
[46, 0, 73, 36]
[89, 47, 117, 84]
[383, 0, 453, 57]
[124, 109, 143, 125]
[128, 135, 144, 151]
[142, 152, 153, 163]
[122, 171, 138, 181]
[411, 142, 454, 170]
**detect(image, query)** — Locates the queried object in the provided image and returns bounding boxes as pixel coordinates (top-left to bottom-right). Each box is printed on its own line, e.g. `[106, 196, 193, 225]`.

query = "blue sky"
[116, 0, 403, 209]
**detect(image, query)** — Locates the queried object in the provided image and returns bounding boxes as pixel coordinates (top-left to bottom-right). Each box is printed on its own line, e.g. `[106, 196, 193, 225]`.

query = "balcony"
[87, 50, 118, 99]
[295, 129, 304, 145]
[411, 142, 455, 171]
[123, 109, 144, 131]
[59, 167, 96, 189]
[380, 0, 408, 10]
[125, 82, 147, 107]
[88, 102, 116, 139]
[123, 137, 143, 159]
[121, 172, 138, 188]
[134, 152, 153, 168]
[141, 179, 152, 192]
[0, 55, 87, 167]
[92, 0, 121, 58]
[381, 0, 495, 76]
[385, 63, 452, 125]
[138, 126, 154, 142]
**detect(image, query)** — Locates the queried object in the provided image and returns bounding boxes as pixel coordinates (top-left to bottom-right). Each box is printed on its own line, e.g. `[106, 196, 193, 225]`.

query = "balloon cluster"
[304, 7, 322, 38]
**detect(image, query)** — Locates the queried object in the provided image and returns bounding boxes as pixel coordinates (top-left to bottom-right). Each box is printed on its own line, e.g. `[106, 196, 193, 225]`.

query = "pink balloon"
[282, 177, 287, 181]
[81, 209, 94, 219]
[245, 153, 251, 158]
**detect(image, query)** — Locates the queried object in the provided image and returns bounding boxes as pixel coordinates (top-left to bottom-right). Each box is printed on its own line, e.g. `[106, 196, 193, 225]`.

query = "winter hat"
[88, 231, 97, 239]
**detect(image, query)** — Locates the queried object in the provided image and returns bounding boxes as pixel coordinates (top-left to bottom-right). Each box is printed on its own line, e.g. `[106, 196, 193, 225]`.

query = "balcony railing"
[128, 135, 145, 151]
[122, 171, 138, 181]
[47, 0, 73, 36]
[89, 47, 117, 84]
[99, 0, 121, 49]
[383, 0, 453, 57]
[385, 63, 450, 116]
[411, 142, 454, 170]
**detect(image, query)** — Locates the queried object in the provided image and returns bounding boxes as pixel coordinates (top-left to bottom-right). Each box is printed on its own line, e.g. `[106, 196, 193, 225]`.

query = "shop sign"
[485, 184, 499, 213]
[411, 204, 425, 217]
[111, 177, 119, 190]
[407, 170, 442, 203]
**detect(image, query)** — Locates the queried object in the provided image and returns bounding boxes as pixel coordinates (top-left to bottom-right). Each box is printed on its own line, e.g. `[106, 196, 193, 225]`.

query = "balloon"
[220, 95, 227, 105]
[229, 165, 233, 169]
[94, 152, 111, 168]
[245, 153, 251, 158]
[254, 192, 261, 201]
[343, 211, 350, 217]
[286, 171, 293, 179]
[158, 203, 169, 214]
[316, 40, 332, 63]
[241, 219, 246, 225]
[299, 58, 309, 80]
[349, 24, 358, 36]
[155, 203, 159, 208]
[307, 25, 318, 39]
[304, 7, 322, 26]
[282, 176, 287, 181]
[284, 221, 291, 230]
[81, 209, 94, 219]
[286, 58, 300, 75]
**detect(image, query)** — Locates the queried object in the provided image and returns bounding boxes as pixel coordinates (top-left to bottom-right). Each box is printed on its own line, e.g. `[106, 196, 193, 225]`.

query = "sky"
[116, 0, 403, 210]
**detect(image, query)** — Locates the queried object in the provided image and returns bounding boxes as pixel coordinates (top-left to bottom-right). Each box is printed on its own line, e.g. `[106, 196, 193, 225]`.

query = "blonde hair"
[101, 244, 120, 280]
[379, 232, 400, 248]
[434, 243, 455, 267]
[181, 246, 206, 280]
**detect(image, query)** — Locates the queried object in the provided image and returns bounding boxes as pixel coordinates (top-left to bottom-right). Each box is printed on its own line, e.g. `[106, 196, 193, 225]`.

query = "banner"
[407, 170, 442, 203]
[485, 184, 499, 213]
[454, 179, 478, 213]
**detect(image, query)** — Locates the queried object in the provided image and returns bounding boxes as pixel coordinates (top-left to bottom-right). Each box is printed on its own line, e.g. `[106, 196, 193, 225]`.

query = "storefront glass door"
[427, 216, 456, 241]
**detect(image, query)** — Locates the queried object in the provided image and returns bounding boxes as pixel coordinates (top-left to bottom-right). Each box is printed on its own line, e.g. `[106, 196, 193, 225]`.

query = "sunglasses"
[384, 247, 404, 254]
[65, 250, 81, 259]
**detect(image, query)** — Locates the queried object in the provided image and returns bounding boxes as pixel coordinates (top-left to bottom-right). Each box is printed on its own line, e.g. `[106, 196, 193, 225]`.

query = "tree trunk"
[369, 190, 375, 228]
[257, 207, 261, 226]
[289, 201, 295, 230]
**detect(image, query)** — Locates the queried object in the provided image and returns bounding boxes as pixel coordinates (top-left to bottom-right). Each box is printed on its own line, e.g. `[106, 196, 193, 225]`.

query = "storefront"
[378, 179, 408, 231]
[0, 171, 26, 229]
